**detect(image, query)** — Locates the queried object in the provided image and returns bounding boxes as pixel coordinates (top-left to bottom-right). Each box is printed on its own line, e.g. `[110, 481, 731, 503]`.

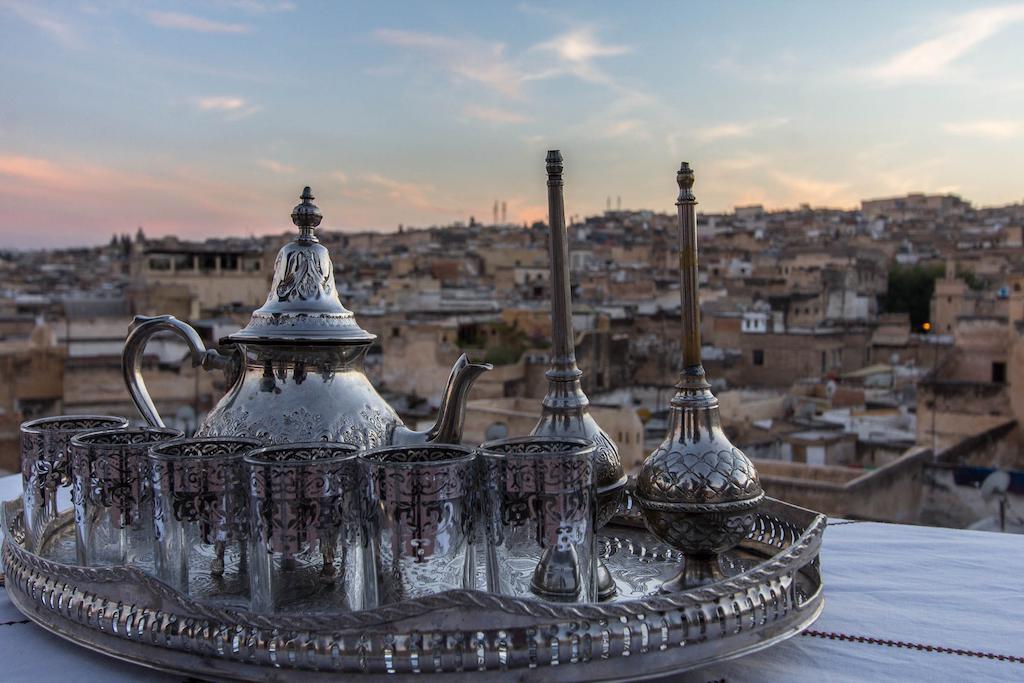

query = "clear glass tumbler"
[69, 427, 183, 567]
[20, 415, 129, 546]
[479, 436, 598, 602]
[149, 437, 262, 603]
[359, 444, 477, 606]
[244, 442, 363, 614]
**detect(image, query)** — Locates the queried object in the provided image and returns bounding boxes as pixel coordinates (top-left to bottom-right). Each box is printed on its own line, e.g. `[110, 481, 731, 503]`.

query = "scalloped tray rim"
[2, 496, 826, 682]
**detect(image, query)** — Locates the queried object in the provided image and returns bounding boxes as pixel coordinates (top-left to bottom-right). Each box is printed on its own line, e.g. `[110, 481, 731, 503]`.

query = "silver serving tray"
[2, 496, 824, 682]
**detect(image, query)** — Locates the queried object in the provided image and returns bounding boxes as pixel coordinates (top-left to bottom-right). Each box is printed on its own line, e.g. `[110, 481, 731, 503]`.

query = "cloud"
[374, 24, 654, 146]
[695, 123, 755, 143]
[865, 5, 1024, 83]
[195, 96, 248, 111]
[711, 155, 770, 172]
[694, 118, 788, 143]
[504, 198, 547, 225]
[1, 2, 78, 48]
[332, 171, 349, 184]
[257, 159, 296, 174]
[712, 52, 801, 85]
[0, 153, 247, 204]
[0, 152, 274, 246]
[530, 27, 629, 85]
[771, 170, 851, 205]
[943, 119, 1022, 139]
[374, 25, 635, 100]
[853, 149, 950, 197]
[0, 155, 82, 189]
[375, 29, 526, 97]
[463, 104, 531, 124]
[362, 173, 451, 213]
[192, 96, 261, 120]
[604, 119, 651, 139]
[147, 11, 251, 34]
[217, 0, 296, 13]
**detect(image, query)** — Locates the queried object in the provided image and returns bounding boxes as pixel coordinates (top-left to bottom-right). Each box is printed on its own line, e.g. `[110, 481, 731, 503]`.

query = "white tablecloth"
[1, 474, 1021, 682]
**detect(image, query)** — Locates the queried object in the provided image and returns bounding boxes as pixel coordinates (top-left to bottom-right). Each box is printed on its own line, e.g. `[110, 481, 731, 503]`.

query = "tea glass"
[359, 444, 477, 606]
[479, 436, 597, 602]
[149, 437, 262, 602]
[20, 415, 129, 545]
[69, 427, 183, 567]
[245, 442, 363, 614]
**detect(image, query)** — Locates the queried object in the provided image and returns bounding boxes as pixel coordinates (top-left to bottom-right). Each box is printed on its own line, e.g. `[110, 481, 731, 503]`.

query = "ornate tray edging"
[3, 497, 825, 681]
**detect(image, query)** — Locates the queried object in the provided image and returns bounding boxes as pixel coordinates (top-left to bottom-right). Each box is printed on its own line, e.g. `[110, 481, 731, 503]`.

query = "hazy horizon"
[2, 1, 1023, 248]
[0, 185, 1012, 253]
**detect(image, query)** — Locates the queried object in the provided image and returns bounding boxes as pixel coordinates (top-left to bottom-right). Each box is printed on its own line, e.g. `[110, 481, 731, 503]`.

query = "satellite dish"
[981, 470, 1011, 502]
[826, 380, 837, 401]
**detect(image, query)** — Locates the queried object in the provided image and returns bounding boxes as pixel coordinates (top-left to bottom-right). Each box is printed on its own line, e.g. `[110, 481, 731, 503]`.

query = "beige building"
[754, 446, 931, 523]
[930, 259, 1008, 334]
[0, 324, 65, 472]
[375, 319, 468, 404]
[861, 193, 970, 220]
[133, 237, 269, 318]
[463, 397, 646, 469]
[730, 328, 870, 388]
[916, 316, 1015, 450]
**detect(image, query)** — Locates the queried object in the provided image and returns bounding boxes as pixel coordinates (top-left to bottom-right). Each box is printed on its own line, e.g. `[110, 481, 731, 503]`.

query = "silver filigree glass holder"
[69, 427, 183, 567]
[149, 437, 263, 603]
[20, 415, 129, 546]
[244, 442, 364, 614]
[479, 436, 598, 602]
[359, 444, 477, 607]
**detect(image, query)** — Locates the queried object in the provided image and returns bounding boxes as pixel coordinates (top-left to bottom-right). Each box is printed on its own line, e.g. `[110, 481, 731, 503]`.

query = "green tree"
[881, 263, 945, 330]
[960, 269, 986, 291]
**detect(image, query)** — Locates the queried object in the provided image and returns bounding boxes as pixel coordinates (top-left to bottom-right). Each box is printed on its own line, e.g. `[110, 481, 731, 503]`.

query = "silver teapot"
[122, 187, 492, 448]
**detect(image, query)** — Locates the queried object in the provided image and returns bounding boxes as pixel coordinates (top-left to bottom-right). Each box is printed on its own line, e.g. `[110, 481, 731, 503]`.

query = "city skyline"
[1, 1, 1023, 248]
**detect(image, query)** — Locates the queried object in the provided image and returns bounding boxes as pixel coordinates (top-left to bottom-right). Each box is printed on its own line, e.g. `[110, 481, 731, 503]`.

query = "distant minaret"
[606, 196, 611, 211]
[501, 201, 507, 224]
[493, 200, 499, 226]
[617, 196, 621, 211]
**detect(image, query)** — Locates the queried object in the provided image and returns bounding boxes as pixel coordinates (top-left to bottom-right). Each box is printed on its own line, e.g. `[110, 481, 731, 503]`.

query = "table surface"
[1, 474, 1022, 682]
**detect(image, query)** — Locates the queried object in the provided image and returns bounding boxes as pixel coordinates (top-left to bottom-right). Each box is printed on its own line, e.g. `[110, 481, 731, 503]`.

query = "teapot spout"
[394, 354, 492, 445]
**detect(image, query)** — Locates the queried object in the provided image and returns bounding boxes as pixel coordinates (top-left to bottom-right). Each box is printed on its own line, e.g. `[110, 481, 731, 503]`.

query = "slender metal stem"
[545, 150, 583, 385]
[677, 162, 701, 370]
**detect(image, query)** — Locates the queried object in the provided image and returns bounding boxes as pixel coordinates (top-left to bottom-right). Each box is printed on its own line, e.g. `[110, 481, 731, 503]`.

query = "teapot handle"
[121, 315, 232, 428]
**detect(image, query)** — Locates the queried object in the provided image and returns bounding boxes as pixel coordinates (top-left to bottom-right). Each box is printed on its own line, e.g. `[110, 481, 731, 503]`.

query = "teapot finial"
[227, 186, 375, 343]
[291, 186, 322, 240]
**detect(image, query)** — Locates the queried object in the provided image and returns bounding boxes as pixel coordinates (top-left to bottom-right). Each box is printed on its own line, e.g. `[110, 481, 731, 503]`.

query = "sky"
[1, 1, 1023, 248]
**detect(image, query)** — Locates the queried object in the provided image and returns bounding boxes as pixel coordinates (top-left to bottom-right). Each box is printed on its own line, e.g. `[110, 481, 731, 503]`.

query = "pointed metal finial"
[291, 186, 323, 240]
[677, 162, 695, 203]
[546, 150, 563, 185]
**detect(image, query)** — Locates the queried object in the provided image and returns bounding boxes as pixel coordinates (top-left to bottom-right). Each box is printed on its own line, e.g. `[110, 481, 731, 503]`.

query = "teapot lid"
[225, 187, 377, 345]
